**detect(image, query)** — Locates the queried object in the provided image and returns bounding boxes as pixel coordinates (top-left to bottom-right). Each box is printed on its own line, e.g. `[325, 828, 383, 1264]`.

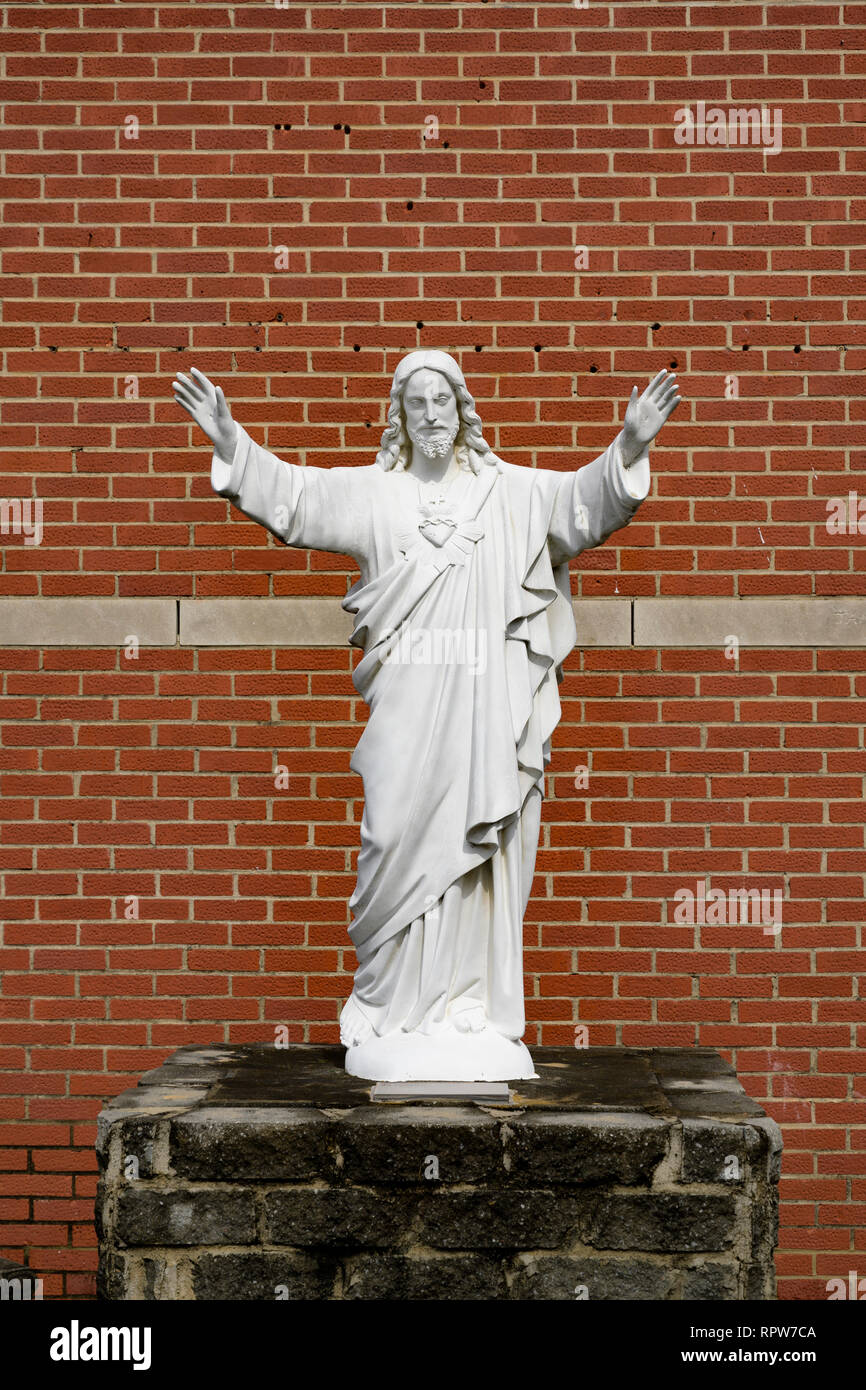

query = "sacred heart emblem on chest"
[418, 517, 457, 548]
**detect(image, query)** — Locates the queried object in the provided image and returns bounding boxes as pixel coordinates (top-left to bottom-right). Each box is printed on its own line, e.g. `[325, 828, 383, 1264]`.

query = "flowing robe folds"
[211, 428, 651, 1047]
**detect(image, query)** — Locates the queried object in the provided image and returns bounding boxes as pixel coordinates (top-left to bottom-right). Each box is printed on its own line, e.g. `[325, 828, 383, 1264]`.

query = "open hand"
[621, 369, 681, 465]
[172, 367, 238, 464]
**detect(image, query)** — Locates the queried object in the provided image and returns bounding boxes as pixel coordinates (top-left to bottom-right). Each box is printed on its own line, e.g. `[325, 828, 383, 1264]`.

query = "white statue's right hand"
[173, 367, 238, 464]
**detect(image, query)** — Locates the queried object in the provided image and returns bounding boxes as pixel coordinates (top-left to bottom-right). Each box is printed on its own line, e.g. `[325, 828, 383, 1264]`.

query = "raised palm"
[621, 369, 681, 465]
[172, 367, 238, 463]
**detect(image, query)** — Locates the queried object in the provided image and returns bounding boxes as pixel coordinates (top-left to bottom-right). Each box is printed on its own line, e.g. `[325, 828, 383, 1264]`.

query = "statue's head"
[375, 350, 501, 473]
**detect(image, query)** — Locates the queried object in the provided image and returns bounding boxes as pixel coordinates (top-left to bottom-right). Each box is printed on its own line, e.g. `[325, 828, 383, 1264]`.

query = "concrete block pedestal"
[96, 1044, 781, 1301]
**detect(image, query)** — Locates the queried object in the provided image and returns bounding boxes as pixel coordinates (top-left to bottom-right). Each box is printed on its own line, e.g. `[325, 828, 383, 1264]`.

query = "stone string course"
[0, 596, 864, 647]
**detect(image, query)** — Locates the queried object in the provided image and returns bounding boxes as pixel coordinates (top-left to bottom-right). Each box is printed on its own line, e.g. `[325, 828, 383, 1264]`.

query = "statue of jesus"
[173, 351, 680, 1081]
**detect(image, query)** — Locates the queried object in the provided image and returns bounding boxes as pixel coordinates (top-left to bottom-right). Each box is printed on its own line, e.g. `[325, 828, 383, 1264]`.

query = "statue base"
[344, 1026, 537, 1082]
[97, 1044, 781, 1301]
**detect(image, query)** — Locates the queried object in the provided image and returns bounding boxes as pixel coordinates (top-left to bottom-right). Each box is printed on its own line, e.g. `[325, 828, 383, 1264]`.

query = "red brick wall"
[1, 1, 864, 1300]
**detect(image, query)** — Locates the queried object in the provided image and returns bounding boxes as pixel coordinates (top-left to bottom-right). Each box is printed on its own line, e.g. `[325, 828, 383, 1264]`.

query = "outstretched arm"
[173, 366, 238, 468]
[617, 365, 681, 489]
[547, 369, 681, 564]
[173, 368, 370, 560]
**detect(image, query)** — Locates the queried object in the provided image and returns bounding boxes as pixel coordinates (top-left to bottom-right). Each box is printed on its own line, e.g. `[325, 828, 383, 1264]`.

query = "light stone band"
[0, 597, 864, 647]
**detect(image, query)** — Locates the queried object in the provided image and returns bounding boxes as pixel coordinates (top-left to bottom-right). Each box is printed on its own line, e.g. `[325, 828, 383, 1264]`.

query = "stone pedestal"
[96, 1044, 781, 1301]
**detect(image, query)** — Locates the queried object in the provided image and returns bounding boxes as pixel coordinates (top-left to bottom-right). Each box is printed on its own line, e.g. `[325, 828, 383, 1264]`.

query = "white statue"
[173, 352, 680, 1082]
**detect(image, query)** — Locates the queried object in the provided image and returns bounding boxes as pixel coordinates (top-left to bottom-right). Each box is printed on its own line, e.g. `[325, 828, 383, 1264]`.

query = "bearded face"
[401, 368, 461, 460]
[412, 426, 458, 459]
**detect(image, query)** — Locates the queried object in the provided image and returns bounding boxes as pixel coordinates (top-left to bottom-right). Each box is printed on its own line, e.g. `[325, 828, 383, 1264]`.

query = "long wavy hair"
[375, 350, 503, 474]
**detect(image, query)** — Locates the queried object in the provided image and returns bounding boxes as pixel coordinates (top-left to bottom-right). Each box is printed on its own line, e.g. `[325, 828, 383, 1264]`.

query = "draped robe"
[211, 427, 650, 1047]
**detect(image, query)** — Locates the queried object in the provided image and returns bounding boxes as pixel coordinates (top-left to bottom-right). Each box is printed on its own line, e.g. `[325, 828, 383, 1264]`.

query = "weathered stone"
[745, 1260, 775, 1300]
[681, 1261, 739, 1300]
[512, 1253, 676, 1301]
[194, 1252, 334, 1301]
[504, 1112, 668, 1186]
[139, 1256, 185, 1301]
[99, 1041, 767, 1122]
[116, 1188, 256, 1247]
[752, 1116, 784, 1183]
[265, 1188, 415, 1248]
[652, 1047, 740, 1083]
[665, 1089, 766, 1121]
[171, 1108, 339, 1182]
[418, 1191, 579, 1250]
[332, 1107, 504, 1186]
[343, 1252, 507, 1300]
[97, 1044, 780, 1301]
[680, 1118, 767, 1184]
[582, 1193, 736, 1253]
[751, 1189, 779, 1261]
[515, 1048, 669, 1112]
[113, 1117, 165, 1180]
[94, 1181, 108, 1244]
[186, 1043, 369, 1108]
[95, 1250, 128, 1302]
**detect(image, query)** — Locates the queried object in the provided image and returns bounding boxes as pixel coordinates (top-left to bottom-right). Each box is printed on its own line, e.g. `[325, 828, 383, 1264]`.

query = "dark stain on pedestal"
[132, 1043, 766, 1122]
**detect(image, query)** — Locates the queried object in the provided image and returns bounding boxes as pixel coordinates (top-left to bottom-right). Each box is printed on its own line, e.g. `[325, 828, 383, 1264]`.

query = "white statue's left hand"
[621, 369, 681, 465]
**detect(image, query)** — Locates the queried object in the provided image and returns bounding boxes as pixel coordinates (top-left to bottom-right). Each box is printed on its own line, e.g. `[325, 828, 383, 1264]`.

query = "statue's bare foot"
[340, 995, 374, 1048]
[453, 1005, 487, 1034]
